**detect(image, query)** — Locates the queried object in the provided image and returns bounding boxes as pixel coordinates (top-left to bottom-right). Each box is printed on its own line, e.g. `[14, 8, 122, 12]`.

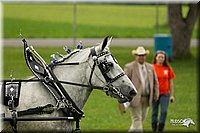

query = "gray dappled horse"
[1, 37, 137, 132]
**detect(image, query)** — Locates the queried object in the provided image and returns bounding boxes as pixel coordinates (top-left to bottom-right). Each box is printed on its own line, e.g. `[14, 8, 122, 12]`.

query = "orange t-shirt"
[153, 64, 175, 95]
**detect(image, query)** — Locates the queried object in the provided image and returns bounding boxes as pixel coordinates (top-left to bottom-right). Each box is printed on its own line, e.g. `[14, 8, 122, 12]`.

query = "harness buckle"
[112, 87, 125, 99]
[44, 76, 51, 84]
[103, 86, 109, 92]
[56, 100, 66, 109]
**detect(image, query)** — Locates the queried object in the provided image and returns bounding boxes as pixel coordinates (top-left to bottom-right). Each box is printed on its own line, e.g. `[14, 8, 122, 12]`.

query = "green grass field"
[2, 46, 198, 132]
[3, 4, 198, 38]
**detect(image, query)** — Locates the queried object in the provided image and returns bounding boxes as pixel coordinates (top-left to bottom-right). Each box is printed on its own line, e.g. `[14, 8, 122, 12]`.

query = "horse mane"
[59, 47, 91, 64]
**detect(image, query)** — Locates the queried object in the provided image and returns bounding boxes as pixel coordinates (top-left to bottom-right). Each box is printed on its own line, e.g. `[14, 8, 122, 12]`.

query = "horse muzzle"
[104, 84, 137, 103]
[118, 85, 137, 103]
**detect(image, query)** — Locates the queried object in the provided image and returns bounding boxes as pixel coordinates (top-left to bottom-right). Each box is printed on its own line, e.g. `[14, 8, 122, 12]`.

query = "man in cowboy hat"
[119, 46, 159, 132]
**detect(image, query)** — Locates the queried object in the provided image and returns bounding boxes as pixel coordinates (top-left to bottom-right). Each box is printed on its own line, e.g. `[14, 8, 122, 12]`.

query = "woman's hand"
[170, 95, 174, 103]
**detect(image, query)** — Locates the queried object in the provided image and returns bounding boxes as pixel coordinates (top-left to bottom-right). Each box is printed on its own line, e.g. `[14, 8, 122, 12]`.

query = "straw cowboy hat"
[132, 46, 150, 56]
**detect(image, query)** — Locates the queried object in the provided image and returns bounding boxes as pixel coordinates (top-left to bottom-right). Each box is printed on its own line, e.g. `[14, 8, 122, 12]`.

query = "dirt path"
[3, 38, 198, 47]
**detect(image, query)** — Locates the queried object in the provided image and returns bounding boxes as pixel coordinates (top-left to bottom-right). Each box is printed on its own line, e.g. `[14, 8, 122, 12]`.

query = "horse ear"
[107, 36, 112, 48]
[101, 36, 110, 51]
[95, 36, 112, 53]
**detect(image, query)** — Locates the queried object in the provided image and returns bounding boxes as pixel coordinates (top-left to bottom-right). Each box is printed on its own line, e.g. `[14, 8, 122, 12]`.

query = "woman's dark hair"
[153, 50, 170, 67]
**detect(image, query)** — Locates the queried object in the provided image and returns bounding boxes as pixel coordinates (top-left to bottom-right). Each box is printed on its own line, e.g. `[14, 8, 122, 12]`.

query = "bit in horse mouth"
[118, 97, 131, 104]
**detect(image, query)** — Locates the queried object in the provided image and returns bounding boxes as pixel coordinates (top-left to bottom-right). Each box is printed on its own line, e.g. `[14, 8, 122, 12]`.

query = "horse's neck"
[53, 48, 106, 109]
[53, 49, 92, 109]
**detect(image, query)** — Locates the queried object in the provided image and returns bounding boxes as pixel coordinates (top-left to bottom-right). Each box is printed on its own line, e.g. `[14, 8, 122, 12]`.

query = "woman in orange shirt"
[151, 51, 175, 133]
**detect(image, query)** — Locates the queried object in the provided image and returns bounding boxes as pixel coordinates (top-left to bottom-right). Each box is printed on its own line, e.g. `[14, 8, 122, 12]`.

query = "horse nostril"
[129, 90, 137, 97]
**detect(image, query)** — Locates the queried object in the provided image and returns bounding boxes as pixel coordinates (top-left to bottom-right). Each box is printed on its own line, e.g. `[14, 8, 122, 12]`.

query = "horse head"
[88, 36, 137, 103]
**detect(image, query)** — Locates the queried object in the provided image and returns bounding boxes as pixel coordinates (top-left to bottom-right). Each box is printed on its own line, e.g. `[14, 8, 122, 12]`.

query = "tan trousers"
[128, 96, 149, 132]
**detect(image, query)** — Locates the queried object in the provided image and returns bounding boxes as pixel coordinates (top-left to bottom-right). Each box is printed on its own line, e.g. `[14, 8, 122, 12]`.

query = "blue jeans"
[151, 94, 169, 124]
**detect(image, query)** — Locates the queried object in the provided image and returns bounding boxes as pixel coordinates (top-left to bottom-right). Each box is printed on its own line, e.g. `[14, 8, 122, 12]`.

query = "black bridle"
[88, 47, 126, 98]
[89, 47, 125, 84]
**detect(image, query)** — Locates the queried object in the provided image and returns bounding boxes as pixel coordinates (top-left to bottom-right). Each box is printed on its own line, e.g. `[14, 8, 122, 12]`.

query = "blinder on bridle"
[98, 55, 113, 74]
[90, 48, 126, 100]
